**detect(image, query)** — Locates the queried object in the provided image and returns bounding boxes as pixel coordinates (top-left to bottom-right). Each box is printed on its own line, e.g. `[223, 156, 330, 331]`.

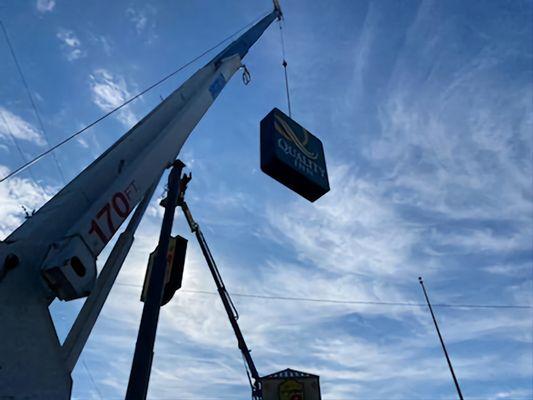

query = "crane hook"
[241, 65, 251, 85]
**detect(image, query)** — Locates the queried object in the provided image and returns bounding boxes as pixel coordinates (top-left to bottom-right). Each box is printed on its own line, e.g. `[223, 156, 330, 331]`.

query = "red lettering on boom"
[112, 192, 130, 218]
[89, 219, 108, 243]
[88, 181, 136, 246]
[97, 203, 115, 235]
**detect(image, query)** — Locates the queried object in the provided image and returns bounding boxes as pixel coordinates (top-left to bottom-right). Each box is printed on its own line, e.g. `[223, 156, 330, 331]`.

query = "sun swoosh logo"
[274, 115, 318, 160]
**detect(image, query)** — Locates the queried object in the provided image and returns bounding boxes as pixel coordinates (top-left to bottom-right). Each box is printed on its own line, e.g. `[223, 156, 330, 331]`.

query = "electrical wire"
[183, 289, 532, 310]
[0, 10, 271, 183]
[0, 20, 66, 184]
[0, 109, 38, 183]
[114, 283, 532, 310]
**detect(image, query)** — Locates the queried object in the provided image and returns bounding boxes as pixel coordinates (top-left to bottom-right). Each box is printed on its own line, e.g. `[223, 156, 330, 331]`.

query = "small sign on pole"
[141, 235, 187, 306]
[260, 108, 330, 202]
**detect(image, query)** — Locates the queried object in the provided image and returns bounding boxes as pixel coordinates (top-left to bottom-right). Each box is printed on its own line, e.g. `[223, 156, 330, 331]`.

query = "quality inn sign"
[260, 108, 330, 202]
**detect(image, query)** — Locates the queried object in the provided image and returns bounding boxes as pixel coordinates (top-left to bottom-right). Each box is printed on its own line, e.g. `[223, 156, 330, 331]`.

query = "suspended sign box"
[260, 108, 330, 202]
[261, 368, 322, 400]
[141, 235, 187, 306]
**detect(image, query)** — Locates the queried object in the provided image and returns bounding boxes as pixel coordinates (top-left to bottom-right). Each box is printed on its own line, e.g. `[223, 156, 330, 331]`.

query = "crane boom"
[0, 6, 281, 399]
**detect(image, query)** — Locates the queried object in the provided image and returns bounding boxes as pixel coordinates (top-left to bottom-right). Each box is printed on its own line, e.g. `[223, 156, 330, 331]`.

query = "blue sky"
[0, 0, 532, 399]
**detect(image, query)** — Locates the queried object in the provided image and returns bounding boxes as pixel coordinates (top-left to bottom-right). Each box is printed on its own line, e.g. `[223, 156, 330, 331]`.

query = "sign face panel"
[260, 108, 330, 202]
[141, 235, 187, 306]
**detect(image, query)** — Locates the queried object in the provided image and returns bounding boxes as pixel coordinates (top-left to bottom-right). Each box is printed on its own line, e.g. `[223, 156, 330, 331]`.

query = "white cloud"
[490, 389, 533, 400]
[0, 106, 46, 146]
[264, 164, 419, 279]
[76, 137, 89, 148]
[126, 6, 158, 42]
[0, 165, 55, 239]
[126, 7, 148, 33]
[484, 263, 531, 277]
[36, 0, 55, 13]
[349, 2, 378, 104]
[89, 69, 138, 128]
[57, 29, 86, 61]
[88, 33, 113, 56]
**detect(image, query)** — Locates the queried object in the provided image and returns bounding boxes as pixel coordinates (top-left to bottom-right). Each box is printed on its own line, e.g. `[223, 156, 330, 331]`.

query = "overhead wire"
[0, 110, 38, 183]
[114, 283, 532, 310]
[0, 19, 66, 184]
[182, 288, 533, 310]
[0, 10, 271, 183]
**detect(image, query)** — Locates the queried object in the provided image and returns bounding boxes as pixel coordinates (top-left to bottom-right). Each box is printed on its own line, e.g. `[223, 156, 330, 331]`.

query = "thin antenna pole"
[419, 277, 464, 400]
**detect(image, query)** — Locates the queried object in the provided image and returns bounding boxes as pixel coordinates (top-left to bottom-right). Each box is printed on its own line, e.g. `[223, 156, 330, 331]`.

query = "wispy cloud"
[490, 389, 533, 400]
[36, 0, 55, 13]
[89, 69, 138, 128]
[0, 106, 45, 146]
[0, 164, 54, 239]
[264, 164, 420, 280]
[126, 7, 148, 33]
[88, 33, 113, 56]
[126, 5, 158, 42]
[484, 263, 531, 277]
[57, 29, 86, 61]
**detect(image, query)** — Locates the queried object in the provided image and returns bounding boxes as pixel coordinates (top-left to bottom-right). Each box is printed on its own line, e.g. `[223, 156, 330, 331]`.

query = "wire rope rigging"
[277, 13, 292, 118]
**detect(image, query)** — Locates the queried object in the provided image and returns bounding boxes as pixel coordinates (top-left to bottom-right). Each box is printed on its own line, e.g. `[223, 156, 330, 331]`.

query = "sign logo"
[279, 379, 304, 400]
[274, 114, 318, 160]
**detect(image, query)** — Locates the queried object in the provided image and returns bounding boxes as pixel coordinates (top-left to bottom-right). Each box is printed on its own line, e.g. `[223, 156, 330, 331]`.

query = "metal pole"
[125, 160, 184, 400]
[419, 277, 464, 400]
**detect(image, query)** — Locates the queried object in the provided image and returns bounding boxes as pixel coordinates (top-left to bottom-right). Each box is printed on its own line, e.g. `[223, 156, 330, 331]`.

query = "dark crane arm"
[177, 174, 262, 399]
